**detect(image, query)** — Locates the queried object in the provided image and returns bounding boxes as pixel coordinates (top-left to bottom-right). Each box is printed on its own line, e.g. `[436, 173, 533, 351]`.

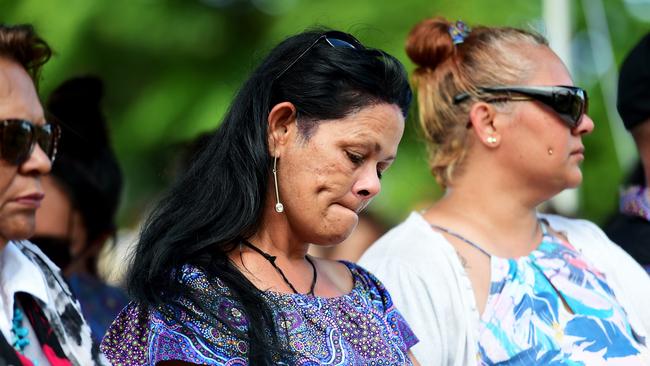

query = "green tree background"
[2, 0, 648, 229]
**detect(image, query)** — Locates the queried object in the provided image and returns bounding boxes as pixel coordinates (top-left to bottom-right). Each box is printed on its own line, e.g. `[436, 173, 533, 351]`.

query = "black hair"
[625, 160, 646, 186]
[127, 28, 411, 364]
[44, 76, 123, 275]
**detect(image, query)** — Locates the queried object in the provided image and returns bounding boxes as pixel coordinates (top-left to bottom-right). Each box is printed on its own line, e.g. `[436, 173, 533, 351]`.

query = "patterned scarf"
[0, 294, 73, 366]
[1, 241, 111, 366]
[620, 185, 650, 221]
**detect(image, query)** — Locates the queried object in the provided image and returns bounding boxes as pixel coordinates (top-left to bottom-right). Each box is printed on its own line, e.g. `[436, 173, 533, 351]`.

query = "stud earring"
[486, 136, 497, 144]
[273, 156, 284, 213]
[548, 148, 554, 156]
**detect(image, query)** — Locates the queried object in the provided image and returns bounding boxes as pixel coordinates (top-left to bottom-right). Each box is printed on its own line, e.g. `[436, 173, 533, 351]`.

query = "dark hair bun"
[406, 17, 456, 71]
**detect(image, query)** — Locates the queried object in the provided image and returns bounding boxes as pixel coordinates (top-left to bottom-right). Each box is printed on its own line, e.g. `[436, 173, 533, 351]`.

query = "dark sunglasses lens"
[2, 121, 33, 165]
[552, 88, 585, 128]
[36, 124, 56, 160]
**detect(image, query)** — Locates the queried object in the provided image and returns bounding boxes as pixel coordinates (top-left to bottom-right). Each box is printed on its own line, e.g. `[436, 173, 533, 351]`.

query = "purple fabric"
[101, 261, 417, 365]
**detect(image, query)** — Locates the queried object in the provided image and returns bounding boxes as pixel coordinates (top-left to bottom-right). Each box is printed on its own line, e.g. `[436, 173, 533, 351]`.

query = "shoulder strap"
[429, 224, 492, 258]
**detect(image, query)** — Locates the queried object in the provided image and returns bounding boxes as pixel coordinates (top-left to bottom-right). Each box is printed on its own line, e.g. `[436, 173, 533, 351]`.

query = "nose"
[19, 144, 52, 176]
[353, 164, 381, 200]
[573, 114, 595, 136]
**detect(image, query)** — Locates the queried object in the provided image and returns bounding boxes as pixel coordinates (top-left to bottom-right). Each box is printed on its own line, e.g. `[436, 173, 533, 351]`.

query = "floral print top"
[477, 222, 650, 365]
[101, 261, 417, 365]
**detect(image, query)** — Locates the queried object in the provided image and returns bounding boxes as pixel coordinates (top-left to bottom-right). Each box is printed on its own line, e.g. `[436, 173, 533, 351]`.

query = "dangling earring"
[273, 156, 284, 213]
[547, 148, 554, 155]
[486, 136, 497, 144]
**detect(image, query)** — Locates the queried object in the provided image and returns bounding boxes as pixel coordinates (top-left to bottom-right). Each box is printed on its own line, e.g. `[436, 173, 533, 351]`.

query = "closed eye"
[346, 151, 364, 165]
[347, 150, 389, 179]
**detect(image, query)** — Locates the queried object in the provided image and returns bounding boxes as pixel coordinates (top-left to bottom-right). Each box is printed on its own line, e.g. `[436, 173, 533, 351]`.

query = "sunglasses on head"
[274, 31, 365, 81]
[453, 85, 588, 129]
[0, 119, 61, 166]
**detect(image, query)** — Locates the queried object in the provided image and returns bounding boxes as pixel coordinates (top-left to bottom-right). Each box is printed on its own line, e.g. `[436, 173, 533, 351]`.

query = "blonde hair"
[406, 17, 548, 187]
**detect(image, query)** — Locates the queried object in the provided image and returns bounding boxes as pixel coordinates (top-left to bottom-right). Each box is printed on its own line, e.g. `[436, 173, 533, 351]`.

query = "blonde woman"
[360, 17, 650, 365]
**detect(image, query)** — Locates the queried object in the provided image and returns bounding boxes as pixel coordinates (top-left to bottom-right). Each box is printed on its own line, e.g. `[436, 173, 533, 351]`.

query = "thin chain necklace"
[240, 239, 317, 296]
[429, 218, 547, 258]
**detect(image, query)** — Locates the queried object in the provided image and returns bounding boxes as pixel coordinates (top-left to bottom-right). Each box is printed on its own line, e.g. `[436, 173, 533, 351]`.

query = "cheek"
[517, 113, 566, 156]
[542, 130, 573, 160]
[0, 167, 18, 204]
[289, 144, 348, 193]
[312, 161, 347, 192]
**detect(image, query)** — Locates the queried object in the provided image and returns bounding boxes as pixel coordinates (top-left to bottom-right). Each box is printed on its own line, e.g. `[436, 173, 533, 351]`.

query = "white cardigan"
[359, 212, 650, 366]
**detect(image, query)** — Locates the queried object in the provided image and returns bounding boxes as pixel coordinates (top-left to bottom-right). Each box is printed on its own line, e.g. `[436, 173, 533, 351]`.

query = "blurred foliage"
[1, 0, 648, 227]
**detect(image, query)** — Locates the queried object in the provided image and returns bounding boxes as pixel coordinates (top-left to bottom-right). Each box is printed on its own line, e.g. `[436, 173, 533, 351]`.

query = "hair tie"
[449, 20, 471, 45]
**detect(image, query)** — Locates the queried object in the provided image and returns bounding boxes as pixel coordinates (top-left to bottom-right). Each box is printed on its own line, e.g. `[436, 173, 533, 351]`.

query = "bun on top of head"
[404, 16, 548, 187]
[406, 17, 458, 74]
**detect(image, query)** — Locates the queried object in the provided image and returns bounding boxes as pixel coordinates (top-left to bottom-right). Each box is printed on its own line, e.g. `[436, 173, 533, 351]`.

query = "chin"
[319, 222, 358, 246]
[323, 230, 354, 246]
[0, 217, 36, 242]
[566, 170, 583, 188]
[308, 208, 359, 245]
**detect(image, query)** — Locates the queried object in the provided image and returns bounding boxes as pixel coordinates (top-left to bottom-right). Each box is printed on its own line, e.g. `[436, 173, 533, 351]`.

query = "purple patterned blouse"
[101, 261, 418, 365]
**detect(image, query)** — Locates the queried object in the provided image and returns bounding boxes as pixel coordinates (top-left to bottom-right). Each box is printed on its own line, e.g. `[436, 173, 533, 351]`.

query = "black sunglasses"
[0, 119, 61, 165]
[274, 31, 364, 81]
[454, 85, 588, 129]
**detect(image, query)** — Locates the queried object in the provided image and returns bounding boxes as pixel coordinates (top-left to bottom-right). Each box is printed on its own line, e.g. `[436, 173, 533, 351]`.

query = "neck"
[248, 207, 309, 261]
[243, 182, 312, 261]
[231, 198, 316, 295]
[425, 166, 545, 257]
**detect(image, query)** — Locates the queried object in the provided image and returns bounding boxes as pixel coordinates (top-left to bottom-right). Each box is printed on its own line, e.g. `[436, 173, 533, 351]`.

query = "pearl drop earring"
[273, 156, 284, 213]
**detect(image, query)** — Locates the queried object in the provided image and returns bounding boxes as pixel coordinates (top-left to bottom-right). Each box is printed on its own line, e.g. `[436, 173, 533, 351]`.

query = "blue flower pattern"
[478, 228, 650, 365]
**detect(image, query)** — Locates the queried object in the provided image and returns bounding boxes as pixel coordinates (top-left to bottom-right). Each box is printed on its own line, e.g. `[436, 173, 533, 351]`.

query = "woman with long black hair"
[101, 28, 419, 365]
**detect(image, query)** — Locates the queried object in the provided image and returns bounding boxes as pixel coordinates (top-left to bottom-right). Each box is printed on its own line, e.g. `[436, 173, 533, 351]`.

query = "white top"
[359, 212, 650, 366]
[0, 241, 52, 365]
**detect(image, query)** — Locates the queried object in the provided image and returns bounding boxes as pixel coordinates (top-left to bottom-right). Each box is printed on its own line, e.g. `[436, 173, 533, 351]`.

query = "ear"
[267, 101, 297, 156]
[468, 101, 500, 147]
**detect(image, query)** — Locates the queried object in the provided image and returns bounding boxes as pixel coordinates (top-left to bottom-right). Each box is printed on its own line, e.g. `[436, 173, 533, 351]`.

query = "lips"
[337, 200, 370, 214]
[12, 192, 45, 208]
[570, 146, 585, 156]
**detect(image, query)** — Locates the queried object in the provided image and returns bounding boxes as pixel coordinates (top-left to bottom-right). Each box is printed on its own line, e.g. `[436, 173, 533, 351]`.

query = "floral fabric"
[478, 227, 650, 365]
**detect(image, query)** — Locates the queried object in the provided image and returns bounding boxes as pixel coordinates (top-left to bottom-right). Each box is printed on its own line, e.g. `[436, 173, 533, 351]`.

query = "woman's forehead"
[524, 47, 573, 86]
[0, 58, 45, 123]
